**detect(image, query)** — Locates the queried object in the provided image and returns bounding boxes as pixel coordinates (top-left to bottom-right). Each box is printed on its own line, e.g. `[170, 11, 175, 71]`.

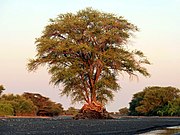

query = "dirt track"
[0, 117, 180, 135]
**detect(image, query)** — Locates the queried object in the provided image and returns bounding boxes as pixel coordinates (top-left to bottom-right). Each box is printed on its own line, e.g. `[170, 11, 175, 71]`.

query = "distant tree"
[23, 92, 50, 109]
[129, 91, 145, 116]
[65, 107, 79, 116]
[27, 7, 150, 117]
[118, 107, 129, 116]
[23, 92, 64, 116]
[0, 94, 37, 116]
[129, 86, 180, 116]
[50, 103, 64, 116]
[0, 85, 5, 95]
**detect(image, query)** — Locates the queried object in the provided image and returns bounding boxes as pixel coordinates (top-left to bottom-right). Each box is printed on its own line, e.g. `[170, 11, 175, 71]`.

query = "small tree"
[28, 8, 150, 118]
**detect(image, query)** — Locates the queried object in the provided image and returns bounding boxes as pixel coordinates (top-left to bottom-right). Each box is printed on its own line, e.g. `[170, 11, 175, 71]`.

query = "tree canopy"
[129, 86, 180, 116]
[0, 94, 37, 116]
[23, 92, 64, 116]
[28, 8, 150, 113]
[118, 107, 129, 116]
[0, 92, 64, 116]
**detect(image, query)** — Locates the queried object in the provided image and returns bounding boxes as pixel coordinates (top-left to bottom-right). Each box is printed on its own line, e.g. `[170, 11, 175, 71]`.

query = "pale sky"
[0, 0, 180, 112]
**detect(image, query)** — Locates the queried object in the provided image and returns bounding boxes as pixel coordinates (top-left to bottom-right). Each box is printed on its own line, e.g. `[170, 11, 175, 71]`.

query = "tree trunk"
[73, 60, 113, 119]
[73, 101, 113, 119]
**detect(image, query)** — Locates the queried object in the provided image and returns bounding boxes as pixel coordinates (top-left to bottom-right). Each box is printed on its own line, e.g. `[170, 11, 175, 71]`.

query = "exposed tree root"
[73, 101, 114, 119]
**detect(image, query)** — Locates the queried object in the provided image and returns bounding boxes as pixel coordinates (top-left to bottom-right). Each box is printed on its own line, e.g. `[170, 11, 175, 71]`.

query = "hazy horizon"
[0, 0, 180, 112]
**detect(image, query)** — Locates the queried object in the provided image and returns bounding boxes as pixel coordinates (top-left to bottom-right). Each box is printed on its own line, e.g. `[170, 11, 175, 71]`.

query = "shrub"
[0, 102, 14, 116]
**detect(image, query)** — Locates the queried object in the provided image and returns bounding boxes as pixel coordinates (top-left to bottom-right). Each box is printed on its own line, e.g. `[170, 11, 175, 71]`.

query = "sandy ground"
[0, 116, 180, 135]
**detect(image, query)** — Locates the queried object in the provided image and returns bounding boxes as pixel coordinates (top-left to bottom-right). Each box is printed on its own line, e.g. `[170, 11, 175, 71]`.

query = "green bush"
[14, 98, 37, 116]
[0, 94, 37, 116]
[0, 93, 64, 116]
[65, 107, 79, 115]
[23, 92, 64, 116]
[0, 103, 14, 116]
[168, 98, 180, 116]
[129, 86, 180, 116]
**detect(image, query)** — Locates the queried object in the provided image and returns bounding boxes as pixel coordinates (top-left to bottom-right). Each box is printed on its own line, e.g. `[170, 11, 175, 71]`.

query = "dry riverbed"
[0, 116, 180, 135]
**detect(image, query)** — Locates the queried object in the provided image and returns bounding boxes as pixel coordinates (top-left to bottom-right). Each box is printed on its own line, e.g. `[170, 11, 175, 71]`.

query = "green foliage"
[15, 98, 37, 116]
[0, 94, 37, 116]
[167, 98, 180, 116]
[118, 107, 129, 116]
[129, 86, 180, 116]
[0, 93, 64, 116]
[128, 92, 144, 116]
[65, 107, 79, 115]
[0, 102, 14, 116]
[49, 103, 64, 116]
[23, 92, 64, 116]
[28, 7, 150, 105]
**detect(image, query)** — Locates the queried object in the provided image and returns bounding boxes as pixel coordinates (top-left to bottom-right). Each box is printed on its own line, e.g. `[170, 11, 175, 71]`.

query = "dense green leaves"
[65, 107, 79, 115]
[129, 86, 180, 116]
[23, 92, 64, 116]
[0, 93, 64, 116]
[28, 8, 150, 105]
[0, 94, 37, 116]
[0, 102, 14, 116]
[119, 107, 129, 116]
[168, 98, 180, 116]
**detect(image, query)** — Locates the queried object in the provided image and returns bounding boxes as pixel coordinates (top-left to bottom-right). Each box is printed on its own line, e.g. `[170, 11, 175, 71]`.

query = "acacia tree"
[28, 8, 150, 113]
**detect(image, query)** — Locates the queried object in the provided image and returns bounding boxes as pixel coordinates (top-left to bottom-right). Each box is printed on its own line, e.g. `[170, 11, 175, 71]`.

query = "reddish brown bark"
[81, 100, 104, 113]
[73, 101, 113, 119]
